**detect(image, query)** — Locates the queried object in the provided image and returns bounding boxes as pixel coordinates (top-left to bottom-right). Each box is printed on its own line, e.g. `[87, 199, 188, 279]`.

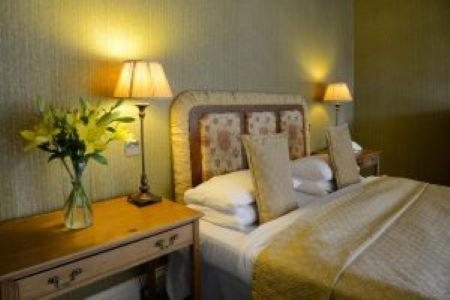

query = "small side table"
[355, 149, 381, 176]
[0, 198, 203, 300]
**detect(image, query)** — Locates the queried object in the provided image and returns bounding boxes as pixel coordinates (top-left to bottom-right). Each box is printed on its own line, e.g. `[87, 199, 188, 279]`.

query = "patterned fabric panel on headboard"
[200, 112, 244, 181]
[246, 112, 277, 136]
[280, 110, 305, 159]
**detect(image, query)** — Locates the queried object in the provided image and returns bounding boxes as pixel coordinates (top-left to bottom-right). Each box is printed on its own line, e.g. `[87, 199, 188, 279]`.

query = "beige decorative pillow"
[326, 124, 361, 189]
[241, 134, 297, 223]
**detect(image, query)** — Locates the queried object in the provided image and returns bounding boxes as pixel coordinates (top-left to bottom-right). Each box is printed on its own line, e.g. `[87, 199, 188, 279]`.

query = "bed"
[167, 91, 450, 300]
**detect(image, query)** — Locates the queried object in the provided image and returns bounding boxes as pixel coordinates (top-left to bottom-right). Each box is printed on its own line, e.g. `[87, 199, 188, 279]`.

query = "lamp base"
[128, 192, 162, 207]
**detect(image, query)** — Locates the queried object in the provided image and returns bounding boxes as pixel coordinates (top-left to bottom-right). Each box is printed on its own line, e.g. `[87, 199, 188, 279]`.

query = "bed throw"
[252, 176, 450, 299]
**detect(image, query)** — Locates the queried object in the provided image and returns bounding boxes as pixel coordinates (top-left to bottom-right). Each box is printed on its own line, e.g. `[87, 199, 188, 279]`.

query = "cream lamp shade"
[323, 82, 353, 103]
[114, 61, 173, 98]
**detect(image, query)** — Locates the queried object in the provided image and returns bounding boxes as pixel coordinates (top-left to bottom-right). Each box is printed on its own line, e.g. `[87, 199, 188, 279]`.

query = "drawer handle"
[155, 234, 178, 250]
[48, 268, 83, 289]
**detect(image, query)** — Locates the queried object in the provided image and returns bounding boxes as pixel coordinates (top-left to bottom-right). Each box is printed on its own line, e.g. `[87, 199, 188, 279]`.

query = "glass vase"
[64, 162, 92, 229]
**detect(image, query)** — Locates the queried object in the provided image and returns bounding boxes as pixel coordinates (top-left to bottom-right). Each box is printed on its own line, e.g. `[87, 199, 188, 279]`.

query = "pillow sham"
[290, 154, 333, 181]
[326, 124, 361, 188]
[242, 133, 298, 224]
[184, 170, 254, 212]
[292, 177, 334, 196]
[187, 203, 257, 232]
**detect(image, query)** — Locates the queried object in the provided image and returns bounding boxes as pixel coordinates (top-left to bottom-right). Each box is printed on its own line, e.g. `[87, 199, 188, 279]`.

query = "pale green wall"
[354, 0, 450, 186]
[0, 0, 354, 222]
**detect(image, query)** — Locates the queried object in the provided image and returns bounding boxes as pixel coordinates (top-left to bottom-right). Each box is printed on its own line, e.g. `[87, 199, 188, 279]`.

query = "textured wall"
[354, 0, 450, 185]
[0, 0, 353, 222]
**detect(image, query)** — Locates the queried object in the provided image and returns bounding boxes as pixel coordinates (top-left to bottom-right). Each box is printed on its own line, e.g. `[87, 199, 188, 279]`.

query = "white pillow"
[292, 177, 334, 196]
[290, 154, 333, 181]
[184, 170, 255, 212]
[187, 203, 257, 232]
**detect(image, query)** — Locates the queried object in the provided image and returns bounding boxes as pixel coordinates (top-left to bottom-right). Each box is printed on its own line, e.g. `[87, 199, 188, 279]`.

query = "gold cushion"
[326, 124, 361, 188]
[242, 134, 297, 223]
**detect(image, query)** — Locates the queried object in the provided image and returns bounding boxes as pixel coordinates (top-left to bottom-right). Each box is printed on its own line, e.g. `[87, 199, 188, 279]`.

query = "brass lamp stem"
[335, 103, 341, 126]
[137, 104, 149, 194]
[128, 103, 161, 206]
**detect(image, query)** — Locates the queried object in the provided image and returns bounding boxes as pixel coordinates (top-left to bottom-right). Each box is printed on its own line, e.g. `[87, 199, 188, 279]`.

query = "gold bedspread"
[252, 177, 450, 299]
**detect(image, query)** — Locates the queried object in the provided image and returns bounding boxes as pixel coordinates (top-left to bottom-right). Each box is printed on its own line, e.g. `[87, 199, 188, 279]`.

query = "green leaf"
[97, 111, 120, 126]
[79, 98, 89, 110]
[49, 104, 56, 116]
[36, 96, 45, 116]
[114, 117, 135, 123]
[112, 99, 124, 110]
[91, 153, 108, 165]
[48, 153, 60, 162]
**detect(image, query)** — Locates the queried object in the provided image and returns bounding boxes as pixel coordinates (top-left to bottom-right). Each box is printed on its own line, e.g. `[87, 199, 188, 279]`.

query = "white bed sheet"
[167, 178, 376, 299]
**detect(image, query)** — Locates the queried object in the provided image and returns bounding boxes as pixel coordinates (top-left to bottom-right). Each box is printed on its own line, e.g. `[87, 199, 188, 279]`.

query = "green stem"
[60, 158, 75, 181]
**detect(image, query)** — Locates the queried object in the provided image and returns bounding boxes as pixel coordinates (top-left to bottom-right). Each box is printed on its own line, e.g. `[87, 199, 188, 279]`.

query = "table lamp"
[323, 82, 353, 126]
[114, 60, 172, 206]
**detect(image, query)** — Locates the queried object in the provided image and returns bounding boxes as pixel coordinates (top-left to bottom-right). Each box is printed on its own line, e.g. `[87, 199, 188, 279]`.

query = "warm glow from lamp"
[114, 61, 172, 98]
[323, 82, 353, 103]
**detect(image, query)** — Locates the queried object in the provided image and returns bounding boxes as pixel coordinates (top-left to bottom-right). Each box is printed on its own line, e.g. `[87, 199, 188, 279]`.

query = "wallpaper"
[354, 0, 450, 186]
[0, 0, 353, 222]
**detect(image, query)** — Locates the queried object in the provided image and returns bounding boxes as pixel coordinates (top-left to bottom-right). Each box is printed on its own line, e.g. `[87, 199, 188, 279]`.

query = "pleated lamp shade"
[323, 82, 353, 103]
[114, 61, 172, 98]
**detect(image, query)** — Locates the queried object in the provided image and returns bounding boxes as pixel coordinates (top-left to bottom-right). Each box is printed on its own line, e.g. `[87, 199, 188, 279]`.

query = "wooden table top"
[315, 148, 381, 157]
[0, 198, 202, 279]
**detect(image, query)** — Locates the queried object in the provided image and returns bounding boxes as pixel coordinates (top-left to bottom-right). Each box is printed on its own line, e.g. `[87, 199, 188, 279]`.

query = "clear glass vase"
[64, 161, 92, 229]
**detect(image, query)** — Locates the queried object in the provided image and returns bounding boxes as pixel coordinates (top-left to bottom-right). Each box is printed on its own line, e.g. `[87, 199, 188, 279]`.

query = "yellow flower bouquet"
[21, 98, 134, 229]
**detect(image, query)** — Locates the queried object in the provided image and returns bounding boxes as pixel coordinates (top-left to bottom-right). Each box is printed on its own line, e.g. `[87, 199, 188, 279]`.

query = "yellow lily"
[20, 112, 60, 151]
[112, 123, 134, 142]
[76, 119, 112, 155]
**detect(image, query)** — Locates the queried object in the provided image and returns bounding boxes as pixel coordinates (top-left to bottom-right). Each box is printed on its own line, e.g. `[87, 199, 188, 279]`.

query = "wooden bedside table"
[355, 149, 381, 176]
[314, 148, 381, 176]
[0, 198, 203, 300]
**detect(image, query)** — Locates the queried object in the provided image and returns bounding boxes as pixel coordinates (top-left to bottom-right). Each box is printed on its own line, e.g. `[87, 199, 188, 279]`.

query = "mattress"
[167, 178, 375, 299]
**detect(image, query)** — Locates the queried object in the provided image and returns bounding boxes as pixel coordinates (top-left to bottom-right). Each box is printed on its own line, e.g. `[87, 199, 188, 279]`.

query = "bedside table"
[0, 198, 203, 300]
[355, 149, 381, 176]
[314, 148, 381, 176]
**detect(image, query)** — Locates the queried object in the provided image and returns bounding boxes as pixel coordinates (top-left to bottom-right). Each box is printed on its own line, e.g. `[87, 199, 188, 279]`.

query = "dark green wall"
[354, 0, 450, 185]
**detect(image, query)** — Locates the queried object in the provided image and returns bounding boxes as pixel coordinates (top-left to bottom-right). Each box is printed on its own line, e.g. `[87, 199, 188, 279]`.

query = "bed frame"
[170, 90, 310, 202]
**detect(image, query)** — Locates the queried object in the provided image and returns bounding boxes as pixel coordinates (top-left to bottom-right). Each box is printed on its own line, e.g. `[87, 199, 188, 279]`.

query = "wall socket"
[124, 141, 141, 157]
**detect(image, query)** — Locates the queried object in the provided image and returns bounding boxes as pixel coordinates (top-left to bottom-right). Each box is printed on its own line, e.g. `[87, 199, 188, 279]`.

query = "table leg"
[376, 158, 380, 176]
[145, 261, 158, 300]
[1, 280, 18, 300]
[191, 220, 201, 300]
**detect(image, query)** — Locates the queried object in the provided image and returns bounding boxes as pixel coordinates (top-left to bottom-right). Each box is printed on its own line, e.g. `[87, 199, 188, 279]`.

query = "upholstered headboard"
[170, 91, 310, 202]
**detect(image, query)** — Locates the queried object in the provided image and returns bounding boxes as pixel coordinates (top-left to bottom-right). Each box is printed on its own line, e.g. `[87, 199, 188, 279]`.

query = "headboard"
[170, 90, 310, 202]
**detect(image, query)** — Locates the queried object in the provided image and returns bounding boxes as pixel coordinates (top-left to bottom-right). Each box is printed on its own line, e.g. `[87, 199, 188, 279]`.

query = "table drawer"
[15, 224, 193, 299]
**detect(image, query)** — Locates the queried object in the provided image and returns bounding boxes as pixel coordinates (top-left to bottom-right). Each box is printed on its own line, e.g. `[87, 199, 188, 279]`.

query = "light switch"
[124, 141, 140, 157]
